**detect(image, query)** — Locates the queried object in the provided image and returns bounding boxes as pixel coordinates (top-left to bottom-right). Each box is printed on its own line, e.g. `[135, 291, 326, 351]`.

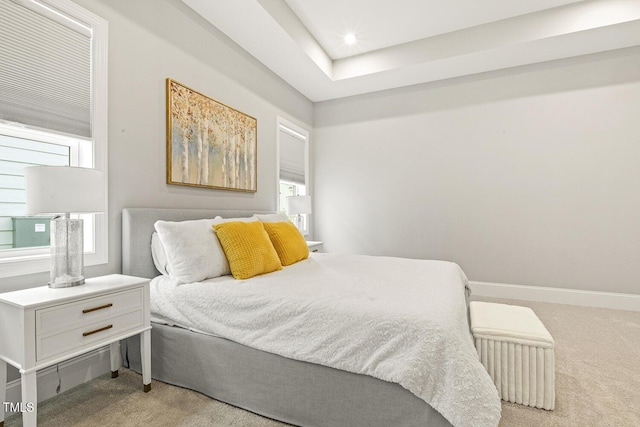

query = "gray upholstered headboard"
[122, 207, 273, 279]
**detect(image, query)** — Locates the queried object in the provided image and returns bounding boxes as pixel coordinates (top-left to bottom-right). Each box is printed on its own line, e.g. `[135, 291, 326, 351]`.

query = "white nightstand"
[0, 274, 151, 427]
[307, 241, 324, 253]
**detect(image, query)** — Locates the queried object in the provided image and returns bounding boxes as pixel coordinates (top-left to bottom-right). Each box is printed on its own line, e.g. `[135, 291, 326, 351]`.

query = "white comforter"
[150, 253, 501, 426]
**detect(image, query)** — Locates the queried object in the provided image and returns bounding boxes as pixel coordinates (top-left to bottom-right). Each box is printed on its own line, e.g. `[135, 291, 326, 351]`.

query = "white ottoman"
[470, 301, 555, 410]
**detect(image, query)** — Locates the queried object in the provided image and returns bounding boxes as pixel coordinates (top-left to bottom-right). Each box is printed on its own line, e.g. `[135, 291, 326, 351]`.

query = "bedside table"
[0, 274, 151, 427]
[307, 241, 324, 253]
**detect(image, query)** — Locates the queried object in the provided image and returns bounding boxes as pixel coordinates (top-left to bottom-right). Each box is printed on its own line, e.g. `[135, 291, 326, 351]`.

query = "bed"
[121, 207, 501, 427]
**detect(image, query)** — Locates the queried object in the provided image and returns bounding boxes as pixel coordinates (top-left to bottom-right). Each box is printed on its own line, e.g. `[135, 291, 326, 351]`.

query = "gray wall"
[313, 47, 640, 295]
[0, 0, 313, 291]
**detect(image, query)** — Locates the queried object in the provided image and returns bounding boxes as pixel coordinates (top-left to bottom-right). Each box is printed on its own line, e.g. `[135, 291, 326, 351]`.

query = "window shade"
[279, 130, 306, 184]
[0, 0, 91, 138]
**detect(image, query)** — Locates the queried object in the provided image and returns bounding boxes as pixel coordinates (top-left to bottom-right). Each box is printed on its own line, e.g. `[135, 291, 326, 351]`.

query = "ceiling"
[183, 0, 640, 102]
[284, 0, 582, 59]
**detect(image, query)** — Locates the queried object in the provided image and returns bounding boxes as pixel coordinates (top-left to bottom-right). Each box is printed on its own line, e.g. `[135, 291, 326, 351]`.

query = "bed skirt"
[124, 323, 452, 427]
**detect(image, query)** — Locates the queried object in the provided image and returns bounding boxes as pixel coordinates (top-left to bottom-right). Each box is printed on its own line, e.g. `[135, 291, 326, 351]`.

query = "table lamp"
[286, 195, 311, 232]
[25, 166, 105, 288]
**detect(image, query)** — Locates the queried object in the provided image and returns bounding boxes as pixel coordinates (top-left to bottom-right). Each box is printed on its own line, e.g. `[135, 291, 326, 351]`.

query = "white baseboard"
[4, 346, 111, 413]
[469, 280, 640, 312]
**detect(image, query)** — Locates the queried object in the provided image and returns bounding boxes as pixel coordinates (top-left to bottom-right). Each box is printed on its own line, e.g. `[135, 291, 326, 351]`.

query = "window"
[279, 180, 309, 233]
[277, 117, 310, 235]
[0, 0, 108, 279]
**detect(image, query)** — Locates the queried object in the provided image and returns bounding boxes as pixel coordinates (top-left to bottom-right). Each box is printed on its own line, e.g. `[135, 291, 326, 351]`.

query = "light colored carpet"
[4, 368, 288, 427]
[4, 298, 639, 426]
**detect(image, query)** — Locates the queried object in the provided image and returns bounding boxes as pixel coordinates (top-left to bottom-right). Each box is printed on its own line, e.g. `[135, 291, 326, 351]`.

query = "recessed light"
[344, 33, 356, 45]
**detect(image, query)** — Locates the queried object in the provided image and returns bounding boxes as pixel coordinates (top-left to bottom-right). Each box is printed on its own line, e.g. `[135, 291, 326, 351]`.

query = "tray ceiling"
[183, 0, 640, 101]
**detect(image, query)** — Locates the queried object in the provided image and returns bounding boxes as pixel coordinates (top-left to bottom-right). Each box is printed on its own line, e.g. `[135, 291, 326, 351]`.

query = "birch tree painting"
[166, 79, 257, 192]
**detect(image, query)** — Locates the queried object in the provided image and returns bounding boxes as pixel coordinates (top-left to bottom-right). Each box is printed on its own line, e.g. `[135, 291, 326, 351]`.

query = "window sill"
[0, 251, 108, 279]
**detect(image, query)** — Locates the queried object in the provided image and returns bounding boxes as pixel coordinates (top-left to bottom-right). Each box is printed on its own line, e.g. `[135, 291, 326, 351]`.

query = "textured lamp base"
[48, 217, 85, 288]
[49, 277, 85, 288]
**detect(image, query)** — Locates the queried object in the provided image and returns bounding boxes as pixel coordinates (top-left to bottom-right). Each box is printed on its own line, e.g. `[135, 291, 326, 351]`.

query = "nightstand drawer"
[36, 308, 144, 362]
[36, 288, 143, 336]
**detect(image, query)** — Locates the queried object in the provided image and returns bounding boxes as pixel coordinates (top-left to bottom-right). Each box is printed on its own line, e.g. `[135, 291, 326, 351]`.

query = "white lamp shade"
[287, 195, 312, 215]
[25, 166, 106, 215]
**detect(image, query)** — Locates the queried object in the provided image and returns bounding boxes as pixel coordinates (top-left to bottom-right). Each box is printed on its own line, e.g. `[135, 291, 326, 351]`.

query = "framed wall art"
[166, 78, 257, 192]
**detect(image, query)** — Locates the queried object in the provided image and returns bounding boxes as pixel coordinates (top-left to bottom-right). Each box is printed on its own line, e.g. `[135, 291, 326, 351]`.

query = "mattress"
[149, 253, 501, 427]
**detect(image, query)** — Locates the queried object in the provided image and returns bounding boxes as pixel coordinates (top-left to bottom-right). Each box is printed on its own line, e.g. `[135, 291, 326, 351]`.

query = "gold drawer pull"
[82, 303, 113, 314]
[82, 324, 113, 337]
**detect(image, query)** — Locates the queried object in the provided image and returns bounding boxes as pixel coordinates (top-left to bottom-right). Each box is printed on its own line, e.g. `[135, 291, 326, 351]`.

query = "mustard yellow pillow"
[213, 221, 282, 279]
[262, 221, 309, 266]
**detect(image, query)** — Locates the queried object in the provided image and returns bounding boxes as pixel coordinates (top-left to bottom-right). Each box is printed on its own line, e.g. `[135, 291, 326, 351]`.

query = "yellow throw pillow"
[262, 221, 309, 266]
[213, 221, 282, 279]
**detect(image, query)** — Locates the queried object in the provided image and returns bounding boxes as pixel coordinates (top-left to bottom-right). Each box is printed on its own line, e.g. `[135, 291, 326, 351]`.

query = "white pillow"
[253, 212, 289, 223]
[154, 218, 224, 283]
[214, 216, 259, 224]
[151, 232, 170, 276]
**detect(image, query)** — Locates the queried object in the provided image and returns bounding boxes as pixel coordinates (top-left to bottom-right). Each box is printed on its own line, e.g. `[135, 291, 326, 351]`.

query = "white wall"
[313, 47, 640, 295]
[0, 0, 313, 291]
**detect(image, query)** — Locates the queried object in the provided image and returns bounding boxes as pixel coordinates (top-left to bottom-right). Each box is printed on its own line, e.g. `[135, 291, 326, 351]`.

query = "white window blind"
[279, 128, 306, 184]
[0, 0, 91, 138]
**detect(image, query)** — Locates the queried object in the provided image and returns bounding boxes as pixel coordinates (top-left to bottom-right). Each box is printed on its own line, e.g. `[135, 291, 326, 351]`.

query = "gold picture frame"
[166, 78, 257, 192]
